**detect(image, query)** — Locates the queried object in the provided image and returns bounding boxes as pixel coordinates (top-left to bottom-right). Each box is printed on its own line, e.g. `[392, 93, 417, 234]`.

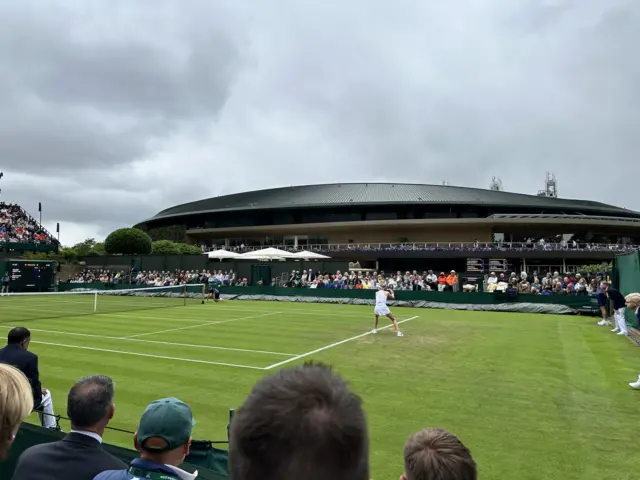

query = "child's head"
[625, 293, 640, 309]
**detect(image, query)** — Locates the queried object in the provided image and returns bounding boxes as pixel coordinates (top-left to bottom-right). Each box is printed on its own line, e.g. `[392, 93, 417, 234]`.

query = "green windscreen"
[615, 251, 640, 328]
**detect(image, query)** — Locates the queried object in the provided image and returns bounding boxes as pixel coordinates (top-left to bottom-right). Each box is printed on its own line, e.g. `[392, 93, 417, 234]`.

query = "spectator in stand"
[518, 278, 531, 294]
[601, 282, 628, 336]
[95, 398, 195, 480]
[426, 270, 437, 291]
[0, 364, 34, 460]
[436, 272, 447, 291]
[401, 428, 477, 480]
[0, 328, 57, 429]
[12, 375, 126, 480]
[229, 362, 369, 480]
[446, 271, 458, 292]
[575, 277, 588, 296]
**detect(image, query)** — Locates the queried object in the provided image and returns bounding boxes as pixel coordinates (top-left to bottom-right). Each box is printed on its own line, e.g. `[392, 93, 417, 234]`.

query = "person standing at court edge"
[0, 327, 57, 428]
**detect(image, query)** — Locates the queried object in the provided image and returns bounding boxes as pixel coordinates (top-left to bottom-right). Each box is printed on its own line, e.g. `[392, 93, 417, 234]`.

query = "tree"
[152, 240, 181, 255]
[176, 243, 202, 255]
[104, 228, 152, 255]
[577, 262, 612, 276]
[92, 242, 106, 255]
[72, 238, 97, 256]
[59, 246, 78, 262]
[151, 240, 201, 255]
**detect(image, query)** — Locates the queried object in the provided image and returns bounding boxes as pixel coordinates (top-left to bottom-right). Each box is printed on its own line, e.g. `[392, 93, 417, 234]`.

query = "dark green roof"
[145, 183, 639, 222]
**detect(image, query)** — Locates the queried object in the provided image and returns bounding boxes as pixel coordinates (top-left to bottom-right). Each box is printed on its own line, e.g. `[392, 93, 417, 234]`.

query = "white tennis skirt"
[374, 305, 391, 316]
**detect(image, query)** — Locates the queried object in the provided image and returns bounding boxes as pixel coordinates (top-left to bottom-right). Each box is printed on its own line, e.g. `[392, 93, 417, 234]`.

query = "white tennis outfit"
[374, 290, 391, 316]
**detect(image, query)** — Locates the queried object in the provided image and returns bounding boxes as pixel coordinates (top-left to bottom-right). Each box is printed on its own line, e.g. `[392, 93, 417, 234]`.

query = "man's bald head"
[67, 375, 115, 429]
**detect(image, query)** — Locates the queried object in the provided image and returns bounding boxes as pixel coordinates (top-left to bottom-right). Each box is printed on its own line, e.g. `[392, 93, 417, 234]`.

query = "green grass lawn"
[1, 296, 639, 480]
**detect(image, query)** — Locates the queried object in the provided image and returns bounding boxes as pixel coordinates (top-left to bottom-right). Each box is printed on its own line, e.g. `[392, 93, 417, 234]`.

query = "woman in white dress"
[372, 285, 404, 337]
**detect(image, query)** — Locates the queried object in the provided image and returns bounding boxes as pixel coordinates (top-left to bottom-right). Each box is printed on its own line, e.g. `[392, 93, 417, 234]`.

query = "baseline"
[31, 340, 264, 370]
[263, 315, 419, 370]
[123, 311, 281, 339]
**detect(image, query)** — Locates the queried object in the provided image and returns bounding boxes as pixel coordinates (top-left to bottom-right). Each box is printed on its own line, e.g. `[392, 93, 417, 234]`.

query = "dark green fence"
[218, 286, 599, 311]
[616, 251, 640, 328]
[55, 282, 600, 313]
[0, 423, 228, 479]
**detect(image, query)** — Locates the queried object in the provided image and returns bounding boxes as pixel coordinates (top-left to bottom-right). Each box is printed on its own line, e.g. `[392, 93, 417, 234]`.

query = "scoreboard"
[4, 260, 55, 292]
[465, 258, 511, 273]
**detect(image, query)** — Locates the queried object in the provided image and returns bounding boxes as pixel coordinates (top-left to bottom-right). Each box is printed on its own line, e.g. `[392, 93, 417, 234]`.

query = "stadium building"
[138, 182, 640, 246]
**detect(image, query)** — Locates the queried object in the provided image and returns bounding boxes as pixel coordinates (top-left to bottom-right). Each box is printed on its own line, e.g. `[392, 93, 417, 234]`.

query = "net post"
[93, 291, 98, 312]
[201, 283, 205, 304]
[183, 284, 187, 306]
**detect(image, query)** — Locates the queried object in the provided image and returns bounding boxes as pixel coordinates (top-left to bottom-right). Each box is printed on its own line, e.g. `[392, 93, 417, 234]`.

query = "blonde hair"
[625, 293, 640, 309]
[0, 364, 34, 459]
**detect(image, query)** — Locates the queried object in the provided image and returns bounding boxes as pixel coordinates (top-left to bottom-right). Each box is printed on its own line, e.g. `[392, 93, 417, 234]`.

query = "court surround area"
[1, 289, 639, 480]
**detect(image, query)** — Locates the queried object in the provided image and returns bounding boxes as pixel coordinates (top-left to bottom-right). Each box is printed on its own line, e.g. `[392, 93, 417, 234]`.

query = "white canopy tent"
[206, 249, 241, 261]
[291, 250, 331, 260]
[238, 247, 298, 261]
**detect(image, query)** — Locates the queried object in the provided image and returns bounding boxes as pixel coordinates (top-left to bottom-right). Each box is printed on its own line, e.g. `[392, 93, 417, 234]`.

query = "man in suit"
[12, 375, 126, 480]
[601, 282, 628, 336]
[0, 327, 57, 428]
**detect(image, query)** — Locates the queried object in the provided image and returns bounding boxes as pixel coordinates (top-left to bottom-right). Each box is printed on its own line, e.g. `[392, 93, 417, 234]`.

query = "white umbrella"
[291, 250, 331, 260]
[238, 247, 298, 260]
[207, 249, 241, 260]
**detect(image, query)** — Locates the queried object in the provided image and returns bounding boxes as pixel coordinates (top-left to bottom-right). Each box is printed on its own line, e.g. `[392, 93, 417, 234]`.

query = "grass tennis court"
[2, 295, 639, 480]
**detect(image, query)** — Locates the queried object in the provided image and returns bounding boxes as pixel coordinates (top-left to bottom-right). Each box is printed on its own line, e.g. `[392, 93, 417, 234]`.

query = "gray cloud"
[0, 0, 638, 244]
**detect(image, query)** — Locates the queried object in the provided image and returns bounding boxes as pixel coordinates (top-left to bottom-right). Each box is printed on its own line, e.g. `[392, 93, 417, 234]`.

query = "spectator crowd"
[0, 326, 479, 480]
[67, 267, 610, 298]
[277, 269, 461, 291]
[69, 269, 128, 285]
[133, 269, 248, 287]
[485, 270, 606, 296]
[0, 203, 55, 244]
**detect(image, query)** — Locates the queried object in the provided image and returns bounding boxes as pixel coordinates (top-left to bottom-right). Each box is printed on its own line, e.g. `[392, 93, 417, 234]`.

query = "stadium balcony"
[0, 202, 59, 254]
[205, 241, 638, 254]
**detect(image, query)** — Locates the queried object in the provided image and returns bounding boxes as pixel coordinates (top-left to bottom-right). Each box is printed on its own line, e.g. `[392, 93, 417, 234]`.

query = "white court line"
[30, 341, 264, 370]
[181, 306, 381, 318]
[123, 312, 281, 339]
[0, 325, 296, 357]
[263, 316, 419, 370]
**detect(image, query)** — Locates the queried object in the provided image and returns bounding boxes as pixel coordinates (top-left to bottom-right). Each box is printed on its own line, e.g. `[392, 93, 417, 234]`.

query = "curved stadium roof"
[146, 183, 640, 222]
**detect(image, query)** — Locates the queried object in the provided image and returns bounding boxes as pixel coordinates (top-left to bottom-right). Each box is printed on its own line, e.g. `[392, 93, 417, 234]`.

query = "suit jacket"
[11, 432, 127, 480]
[606, 287, 626, 310]
[0, 343, 42, 408]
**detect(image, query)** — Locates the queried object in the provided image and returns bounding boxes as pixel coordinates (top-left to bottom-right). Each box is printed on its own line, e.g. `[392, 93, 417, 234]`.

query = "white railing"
[204, 242, 639, 253]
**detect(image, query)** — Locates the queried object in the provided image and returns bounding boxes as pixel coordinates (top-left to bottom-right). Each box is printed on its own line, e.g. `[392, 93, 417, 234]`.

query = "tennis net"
[0, 284, 205, 323]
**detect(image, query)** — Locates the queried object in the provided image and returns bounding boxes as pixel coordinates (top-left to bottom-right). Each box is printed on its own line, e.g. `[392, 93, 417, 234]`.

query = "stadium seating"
[0, 202, 57, 250]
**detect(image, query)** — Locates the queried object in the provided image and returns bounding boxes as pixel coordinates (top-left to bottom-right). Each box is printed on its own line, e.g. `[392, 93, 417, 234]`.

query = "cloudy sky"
[1, 0, 638, 245]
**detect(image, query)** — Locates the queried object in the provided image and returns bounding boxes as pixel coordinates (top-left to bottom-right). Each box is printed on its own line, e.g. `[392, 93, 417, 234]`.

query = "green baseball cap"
[137, 397, 196, 452]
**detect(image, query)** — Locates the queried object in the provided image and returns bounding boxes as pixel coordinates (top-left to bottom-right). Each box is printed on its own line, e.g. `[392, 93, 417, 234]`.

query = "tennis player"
[1, 271, 9, 296]
[372, 285, 403, 337]
[205, 275, 221, 303]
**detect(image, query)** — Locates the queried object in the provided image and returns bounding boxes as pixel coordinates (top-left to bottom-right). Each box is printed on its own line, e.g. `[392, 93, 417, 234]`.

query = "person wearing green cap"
[93, 398, 197, 480]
